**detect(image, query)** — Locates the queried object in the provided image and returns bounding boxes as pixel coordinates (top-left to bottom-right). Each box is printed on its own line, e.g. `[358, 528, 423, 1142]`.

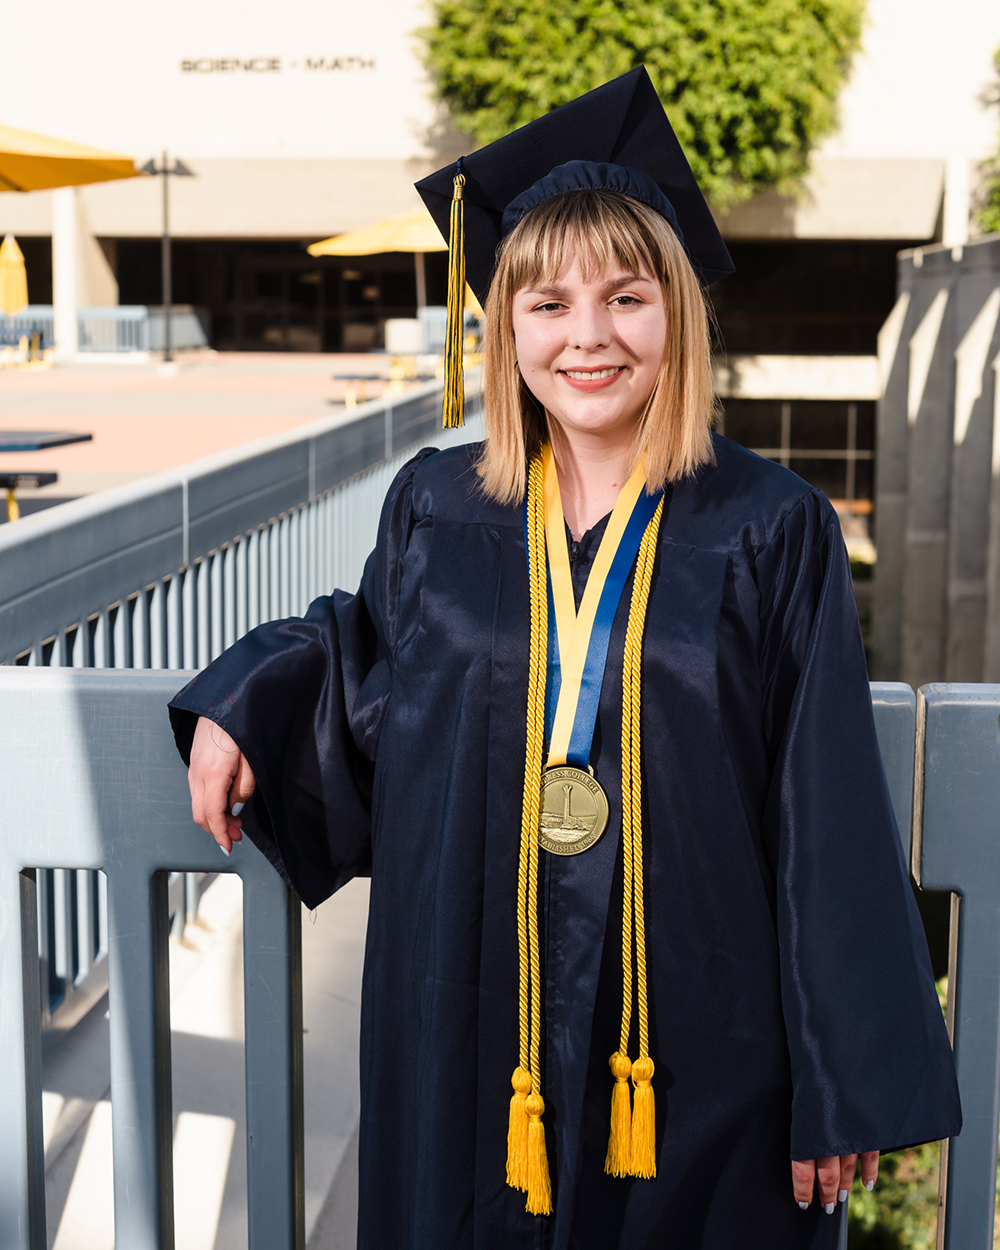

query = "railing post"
[106, 868, 175, 1248]
[242, 860, 305, 1249]
[0, 870, 47, 1250]
[913, 683, 1000, 1249]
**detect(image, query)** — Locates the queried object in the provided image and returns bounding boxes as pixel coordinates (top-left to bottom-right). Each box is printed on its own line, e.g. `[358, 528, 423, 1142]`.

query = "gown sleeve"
[167, 449, 432, 910]
[754, 489, 961, 1161]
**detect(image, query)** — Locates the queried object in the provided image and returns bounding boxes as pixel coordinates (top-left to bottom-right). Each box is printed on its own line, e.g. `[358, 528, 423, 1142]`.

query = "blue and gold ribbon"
[539, 442, 662, 769]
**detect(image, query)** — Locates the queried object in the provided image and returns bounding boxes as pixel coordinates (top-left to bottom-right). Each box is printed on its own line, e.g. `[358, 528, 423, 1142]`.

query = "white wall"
[2, 0, 999, 242]
[818, 0, 1000, 163]
[0, 0, 438, 163]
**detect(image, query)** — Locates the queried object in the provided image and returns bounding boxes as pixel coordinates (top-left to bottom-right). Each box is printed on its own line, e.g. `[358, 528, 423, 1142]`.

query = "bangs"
[500, 190, 666, 292]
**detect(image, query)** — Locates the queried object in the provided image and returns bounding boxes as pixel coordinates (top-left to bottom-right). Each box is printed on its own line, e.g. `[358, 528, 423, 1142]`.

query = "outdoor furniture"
[0, 430, 91, 521]
[0, 472, 57, 522]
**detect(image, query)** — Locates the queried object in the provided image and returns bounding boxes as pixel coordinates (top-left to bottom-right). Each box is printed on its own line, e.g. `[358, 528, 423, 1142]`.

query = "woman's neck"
[546, 419, 636, 540]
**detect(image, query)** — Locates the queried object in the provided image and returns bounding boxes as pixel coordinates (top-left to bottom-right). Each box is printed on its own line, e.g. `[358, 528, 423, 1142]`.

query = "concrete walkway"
[0, 351, 411, 512]
[41, 872, 369, 1249]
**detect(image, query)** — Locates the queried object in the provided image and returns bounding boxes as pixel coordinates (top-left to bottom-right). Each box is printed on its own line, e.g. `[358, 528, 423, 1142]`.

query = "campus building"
[1, 0, 999, 559]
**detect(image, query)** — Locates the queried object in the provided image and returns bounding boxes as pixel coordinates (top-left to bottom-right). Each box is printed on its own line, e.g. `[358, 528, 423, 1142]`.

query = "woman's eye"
[533, 301, 564, 313]
[611, 295, 642, 307]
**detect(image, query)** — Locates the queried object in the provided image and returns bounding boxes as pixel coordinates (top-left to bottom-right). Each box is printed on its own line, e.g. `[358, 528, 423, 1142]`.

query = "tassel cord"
[442, 166, 466, 428]
[621, 498, 663, 1179]
[626, 501, 662, 1066]
[510, 455, 553, 1214]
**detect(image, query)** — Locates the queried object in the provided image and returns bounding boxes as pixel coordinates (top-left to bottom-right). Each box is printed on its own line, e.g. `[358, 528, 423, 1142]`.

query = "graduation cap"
[415, 67, 734, 427]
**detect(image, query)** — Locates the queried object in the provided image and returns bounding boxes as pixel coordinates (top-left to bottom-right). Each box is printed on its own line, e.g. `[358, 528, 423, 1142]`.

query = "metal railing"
[0, 304, 210, 352]
[0, 376, 483, 1027]
[6, 675, 977, 1249]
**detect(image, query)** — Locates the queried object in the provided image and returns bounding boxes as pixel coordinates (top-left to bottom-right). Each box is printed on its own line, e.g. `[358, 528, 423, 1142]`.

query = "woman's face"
[512, 252, 667, 446]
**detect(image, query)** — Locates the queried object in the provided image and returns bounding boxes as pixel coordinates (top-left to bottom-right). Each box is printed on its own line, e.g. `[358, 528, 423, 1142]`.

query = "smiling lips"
[559, 366, 627, 391]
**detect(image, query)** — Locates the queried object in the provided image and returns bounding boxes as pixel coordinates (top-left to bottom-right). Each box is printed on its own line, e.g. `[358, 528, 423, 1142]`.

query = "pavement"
[41, 873, 369, 1250]
[0, 351, 409, 514]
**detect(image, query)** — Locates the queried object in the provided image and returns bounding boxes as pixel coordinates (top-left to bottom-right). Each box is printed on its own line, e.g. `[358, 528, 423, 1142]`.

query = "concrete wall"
[872, 237, 1000, 684]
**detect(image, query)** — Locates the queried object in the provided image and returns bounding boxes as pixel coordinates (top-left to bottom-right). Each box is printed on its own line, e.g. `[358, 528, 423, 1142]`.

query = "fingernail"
[220, 844, 230, 857]
[231, 801, 244, 816]
[798, 1201, 809, 1210]
[824, 1203, 835, 1215]
[866, 1179, 874, 1191]
[838, 1189, 848, 1203]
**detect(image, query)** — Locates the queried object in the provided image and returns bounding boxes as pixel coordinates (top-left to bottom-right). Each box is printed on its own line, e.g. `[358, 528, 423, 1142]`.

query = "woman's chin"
[546, 406, 644, 442]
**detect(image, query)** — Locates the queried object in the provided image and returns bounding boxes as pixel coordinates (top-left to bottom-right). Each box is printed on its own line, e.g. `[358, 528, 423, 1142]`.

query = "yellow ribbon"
[541, 442, 648, 768]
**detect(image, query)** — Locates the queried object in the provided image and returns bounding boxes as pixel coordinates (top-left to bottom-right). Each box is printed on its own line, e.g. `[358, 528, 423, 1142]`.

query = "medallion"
[539, 766, 610, 855]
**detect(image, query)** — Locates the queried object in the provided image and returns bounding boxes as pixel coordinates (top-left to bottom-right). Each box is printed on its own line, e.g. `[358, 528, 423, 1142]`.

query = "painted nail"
[838, 1189, 848, 1203]
[824, 1203, 835, 1215]
[866, 1180, 875, 1191]
[231, 801, 244, 816]
[798, 1201, 809, 1210]
[220, 844, 230, 857]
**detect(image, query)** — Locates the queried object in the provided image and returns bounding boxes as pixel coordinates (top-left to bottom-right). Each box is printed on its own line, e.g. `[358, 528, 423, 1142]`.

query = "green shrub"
[421, 0, 866, 210]
[977, 46, 1000, 235]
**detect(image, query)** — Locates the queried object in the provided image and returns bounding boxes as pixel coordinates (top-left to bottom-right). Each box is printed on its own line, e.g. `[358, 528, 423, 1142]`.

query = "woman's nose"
[568, 303, 611, 352]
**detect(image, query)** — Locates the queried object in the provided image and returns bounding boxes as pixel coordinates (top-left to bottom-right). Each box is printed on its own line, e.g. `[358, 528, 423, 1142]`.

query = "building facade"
[2, 0, 1000, 594]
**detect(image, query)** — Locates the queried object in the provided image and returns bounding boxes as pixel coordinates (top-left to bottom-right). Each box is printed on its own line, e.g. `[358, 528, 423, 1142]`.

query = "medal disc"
[539, 766, 610, 855]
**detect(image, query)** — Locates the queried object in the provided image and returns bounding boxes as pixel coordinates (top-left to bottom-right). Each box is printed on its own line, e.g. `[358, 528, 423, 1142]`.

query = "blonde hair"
[477, 188, 717, 505]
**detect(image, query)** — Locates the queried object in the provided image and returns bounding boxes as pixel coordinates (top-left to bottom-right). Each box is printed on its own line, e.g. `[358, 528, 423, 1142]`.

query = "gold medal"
[539, 766, 609, 855]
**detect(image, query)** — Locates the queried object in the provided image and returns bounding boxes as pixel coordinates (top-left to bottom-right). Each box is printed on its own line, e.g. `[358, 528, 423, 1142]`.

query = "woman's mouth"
[559, 366, 626, 390]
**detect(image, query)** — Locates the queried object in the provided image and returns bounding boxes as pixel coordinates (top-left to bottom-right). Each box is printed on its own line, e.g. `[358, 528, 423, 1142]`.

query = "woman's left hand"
[792, 1152, 879, 1212]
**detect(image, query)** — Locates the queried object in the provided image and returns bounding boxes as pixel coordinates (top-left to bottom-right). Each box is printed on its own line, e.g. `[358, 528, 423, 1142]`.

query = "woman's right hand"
[188, 716, 257, 855]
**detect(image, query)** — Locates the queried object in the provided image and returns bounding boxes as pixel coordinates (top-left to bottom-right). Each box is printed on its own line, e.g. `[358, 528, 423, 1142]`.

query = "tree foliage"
[421, 0, 865, 210]
[977, 45, 1000, 235]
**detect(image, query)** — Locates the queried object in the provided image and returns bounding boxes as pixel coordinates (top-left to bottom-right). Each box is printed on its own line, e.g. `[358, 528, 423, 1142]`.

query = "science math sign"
[0, 0, 435, 161]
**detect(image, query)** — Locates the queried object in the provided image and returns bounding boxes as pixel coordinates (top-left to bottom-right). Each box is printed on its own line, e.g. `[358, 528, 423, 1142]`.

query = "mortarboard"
[415, 67, 734, 427]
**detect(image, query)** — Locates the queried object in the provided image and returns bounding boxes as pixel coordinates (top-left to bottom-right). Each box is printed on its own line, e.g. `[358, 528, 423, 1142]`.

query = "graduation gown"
[169, 434, 960, 1250]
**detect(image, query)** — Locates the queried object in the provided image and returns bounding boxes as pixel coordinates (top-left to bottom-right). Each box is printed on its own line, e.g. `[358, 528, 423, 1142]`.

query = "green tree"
[977, 46, 1000, 235]
[421, 0, 865, 210]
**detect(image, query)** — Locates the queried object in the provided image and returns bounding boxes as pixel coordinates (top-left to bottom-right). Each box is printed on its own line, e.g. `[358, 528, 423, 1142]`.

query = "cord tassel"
[604, 1051, 633, 1176]
[629, 1056, 656, 1178]
[525, 1093, 553, 1215]
[506, 1066, 532, 1190]
[509, 455, 551, 1213]
[442, 161, 466, 428]
[619, 496, 663, 1180]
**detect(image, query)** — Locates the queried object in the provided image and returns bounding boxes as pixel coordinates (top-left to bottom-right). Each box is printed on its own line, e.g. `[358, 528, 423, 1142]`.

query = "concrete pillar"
[945, 261, 1000, 681]
[52, 187, 78, 360]
[871, 283, 917, 679]
[985, 349, 1000, 680]
[900, 251, 955, 689]
[943, 156, 972, 249]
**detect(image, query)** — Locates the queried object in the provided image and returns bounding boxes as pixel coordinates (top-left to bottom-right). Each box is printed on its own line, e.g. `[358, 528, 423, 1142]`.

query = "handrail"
[0, 373, 482, 1028]
[0, 669, 303, 1250]
[0, 374, 482, 667]
[0, 672, 933, 1250]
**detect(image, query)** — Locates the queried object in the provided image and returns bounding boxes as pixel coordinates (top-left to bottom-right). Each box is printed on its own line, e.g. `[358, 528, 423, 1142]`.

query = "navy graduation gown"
[169, 434, 960, 1250]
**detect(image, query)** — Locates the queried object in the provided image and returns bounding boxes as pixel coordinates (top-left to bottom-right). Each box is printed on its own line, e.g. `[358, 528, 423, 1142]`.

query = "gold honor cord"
[442, 166, 466, 429]
[509, 454, 663, 1214]
[507, 453, 553, 1214]
[606, 494, 663, 1179]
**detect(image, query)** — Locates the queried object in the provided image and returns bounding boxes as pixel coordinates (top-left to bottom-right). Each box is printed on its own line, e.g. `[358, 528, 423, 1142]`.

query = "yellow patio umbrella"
[308, 208, 483, 315]
[0, 123, 138, 192]
[0, 234, 28, 313]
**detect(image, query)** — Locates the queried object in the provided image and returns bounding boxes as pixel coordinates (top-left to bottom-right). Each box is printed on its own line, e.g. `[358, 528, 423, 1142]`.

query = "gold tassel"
[620, 497, 663, 1181]
[604, 1051, 633, 1176]
[629, 1055, 656, 1178]
[506, 1066, 532, 1191]
[525, 1093, 553, 1215]
[442, 160, 466, 428]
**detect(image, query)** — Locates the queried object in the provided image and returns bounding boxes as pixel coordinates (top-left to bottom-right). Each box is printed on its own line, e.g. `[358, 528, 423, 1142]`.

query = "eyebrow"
[521, 273, 656, 298]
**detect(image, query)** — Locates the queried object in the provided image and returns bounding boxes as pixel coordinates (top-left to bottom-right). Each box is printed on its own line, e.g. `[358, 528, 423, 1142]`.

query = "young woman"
[170, 71, 959, 1250]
